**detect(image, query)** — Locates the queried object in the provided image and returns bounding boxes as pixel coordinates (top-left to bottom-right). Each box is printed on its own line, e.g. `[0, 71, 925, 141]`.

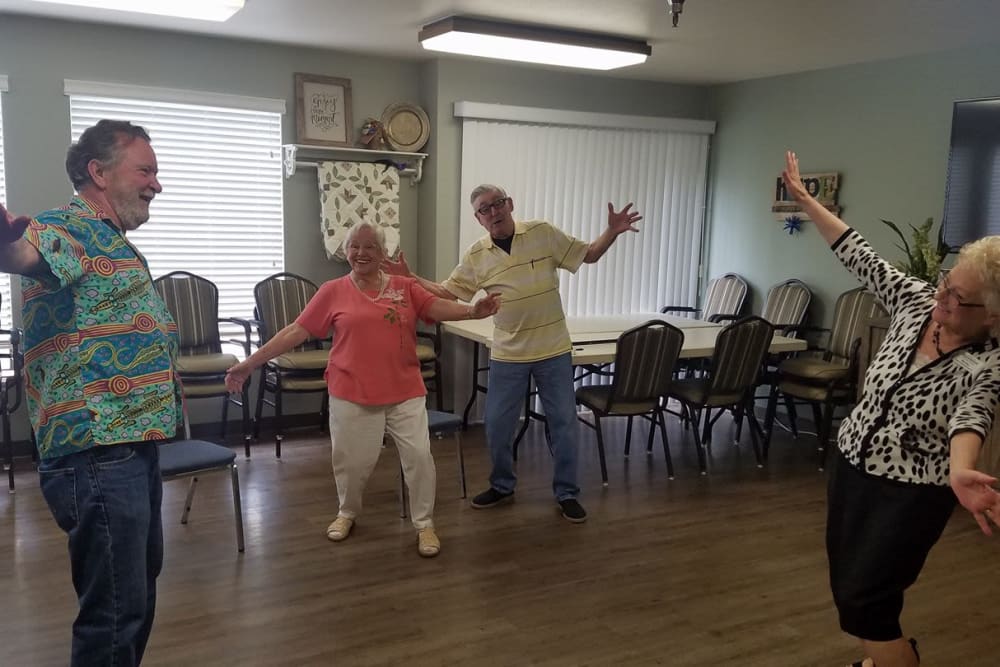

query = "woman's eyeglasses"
[475, 197, 510, 216]
[937, 270, 985, 308]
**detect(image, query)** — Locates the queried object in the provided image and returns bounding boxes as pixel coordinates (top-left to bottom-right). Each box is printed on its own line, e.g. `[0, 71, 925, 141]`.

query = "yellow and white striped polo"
[443, 220, 589, 362]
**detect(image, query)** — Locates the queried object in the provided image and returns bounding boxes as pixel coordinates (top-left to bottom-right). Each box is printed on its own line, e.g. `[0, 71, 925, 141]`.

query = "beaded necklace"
[350, 270, 386, 302]
[932, 322, 946, 356]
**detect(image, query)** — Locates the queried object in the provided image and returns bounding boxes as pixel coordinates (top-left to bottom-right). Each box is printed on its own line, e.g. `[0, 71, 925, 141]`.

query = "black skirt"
[826, 449, 956, 641]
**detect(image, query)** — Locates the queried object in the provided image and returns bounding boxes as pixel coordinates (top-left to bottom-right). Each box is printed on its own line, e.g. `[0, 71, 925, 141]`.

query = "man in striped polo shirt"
[388, 184, 640, 523]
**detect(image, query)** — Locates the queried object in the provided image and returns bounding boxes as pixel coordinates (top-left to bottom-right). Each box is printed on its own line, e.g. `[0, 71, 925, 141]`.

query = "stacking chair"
[159, 418, 245, 553]
[575, 320, 685, 485]
[252, 272, 329, 457]
[760, 279, 812, 335]
[1, 324, 24, 493]
[742, 279, 813, 435]
[661, 272, 749, 323]
[763, 287, 887, 469]
[416, 324, 443, 410]
[666, 317, 775, 473]
[399, 410, 466, 518]
[154, 271, 253, 457]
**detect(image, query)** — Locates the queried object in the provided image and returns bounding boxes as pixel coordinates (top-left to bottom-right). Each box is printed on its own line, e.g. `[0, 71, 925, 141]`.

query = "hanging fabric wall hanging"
[317, 160, 401, 261]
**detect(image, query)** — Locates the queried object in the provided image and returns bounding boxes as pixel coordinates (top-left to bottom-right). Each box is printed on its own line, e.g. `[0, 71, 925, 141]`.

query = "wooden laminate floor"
[1, 412, 998, 666]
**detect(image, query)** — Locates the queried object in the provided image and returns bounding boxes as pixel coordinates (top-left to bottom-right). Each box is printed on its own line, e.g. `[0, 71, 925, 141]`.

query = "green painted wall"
[705, 41, 1000, 327]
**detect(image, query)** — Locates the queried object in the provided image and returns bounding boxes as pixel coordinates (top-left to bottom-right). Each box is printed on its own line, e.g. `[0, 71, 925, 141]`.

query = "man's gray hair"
[469, 184, 507, 205]
[66, 119, 151, 190]
[344, 221, 387, 253]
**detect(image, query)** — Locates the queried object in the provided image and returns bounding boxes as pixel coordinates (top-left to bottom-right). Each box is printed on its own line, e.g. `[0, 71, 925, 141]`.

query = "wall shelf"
[281, 144, 428, 185]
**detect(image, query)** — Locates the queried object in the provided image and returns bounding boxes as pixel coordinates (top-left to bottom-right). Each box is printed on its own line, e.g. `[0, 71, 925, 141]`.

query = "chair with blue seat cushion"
[398, 410, 466, 518]
[159, 438, 245, 553]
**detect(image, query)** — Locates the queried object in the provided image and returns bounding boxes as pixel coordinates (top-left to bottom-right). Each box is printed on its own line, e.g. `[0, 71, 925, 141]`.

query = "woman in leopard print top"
[782, 151, 1000, 667]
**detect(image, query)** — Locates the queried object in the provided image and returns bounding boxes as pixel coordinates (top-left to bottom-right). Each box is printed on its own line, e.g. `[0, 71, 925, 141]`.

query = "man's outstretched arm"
[0, 204, 44, 276]
[383, 252, 460, 300]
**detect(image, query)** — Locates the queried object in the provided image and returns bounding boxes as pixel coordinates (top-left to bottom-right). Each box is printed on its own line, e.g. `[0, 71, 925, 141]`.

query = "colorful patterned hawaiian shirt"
[20, 197, 182, 460]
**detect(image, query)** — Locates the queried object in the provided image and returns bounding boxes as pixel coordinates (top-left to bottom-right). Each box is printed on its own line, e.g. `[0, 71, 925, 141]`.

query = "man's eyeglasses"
[937, 270, 985, 308]
[475, 197, 510, 217]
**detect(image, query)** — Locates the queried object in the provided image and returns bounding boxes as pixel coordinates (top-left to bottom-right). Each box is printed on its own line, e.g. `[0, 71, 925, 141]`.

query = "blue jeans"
[38, 442, 164, 667]
[485, 352, 580, 501]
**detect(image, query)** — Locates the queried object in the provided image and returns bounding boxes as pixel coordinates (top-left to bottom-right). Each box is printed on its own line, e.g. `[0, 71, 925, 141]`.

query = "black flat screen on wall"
[942, 97, 1000, 248]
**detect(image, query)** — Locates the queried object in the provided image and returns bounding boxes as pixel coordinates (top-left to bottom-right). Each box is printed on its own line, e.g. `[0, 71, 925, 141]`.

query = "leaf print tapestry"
[317, 161, 401, 261]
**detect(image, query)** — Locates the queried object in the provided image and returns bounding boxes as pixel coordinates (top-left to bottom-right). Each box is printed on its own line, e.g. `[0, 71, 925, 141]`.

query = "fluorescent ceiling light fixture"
[29, 0, 245, 21]
[419, 16, 650, 71]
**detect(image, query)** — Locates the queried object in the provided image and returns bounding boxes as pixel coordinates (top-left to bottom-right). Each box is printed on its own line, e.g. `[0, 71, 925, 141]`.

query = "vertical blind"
[0, 76, 11, 330]
[458, 107, 712, 317]
[67, 84, 285, 336]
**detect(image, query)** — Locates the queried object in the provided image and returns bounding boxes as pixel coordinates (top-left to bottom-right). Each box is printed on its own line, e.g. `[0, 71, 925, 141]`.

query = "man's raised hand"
[0, 203, 29, 244]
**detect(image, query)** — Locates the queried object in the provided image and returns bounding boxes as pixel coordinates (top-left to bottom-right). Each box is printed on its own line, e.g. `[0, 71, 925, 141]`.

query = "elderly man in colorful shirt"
[0, 119, 181, 667]
[386, 184, 640, 523]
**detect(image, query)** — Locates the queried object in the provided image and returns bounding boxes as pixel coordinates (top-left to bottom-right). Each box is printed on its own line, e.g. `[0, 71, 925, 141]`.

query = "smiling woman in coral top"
[226, 222, 500, 558]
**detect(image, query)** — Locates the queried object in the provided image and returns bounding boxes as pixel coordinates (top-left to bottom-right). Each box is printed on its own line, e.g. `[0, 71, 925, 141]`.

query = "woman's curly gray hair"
[959, 235, 1000, 336]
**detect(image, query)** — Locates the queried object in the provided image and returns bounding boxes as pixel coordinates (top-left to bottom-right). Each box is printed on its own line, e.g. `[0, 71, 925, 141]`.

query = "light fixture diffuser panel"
[30, 0, 245, 21]
[419, 17, 650, 71]
[422, 32, 646, 70]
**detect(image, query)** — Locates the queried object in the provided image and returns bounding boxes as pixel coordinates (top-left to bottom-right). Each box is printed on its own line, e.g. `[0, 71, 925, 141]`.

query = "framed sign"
[772, 171, 841, 220]
[295, 73, 353, 146]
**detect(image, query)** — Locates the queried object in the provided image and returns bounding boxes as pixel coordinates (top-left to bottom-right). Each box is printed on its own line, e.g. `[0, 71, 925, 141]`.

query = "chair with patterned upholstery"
[741, 278, 813, 437]
[252, 272, 329, 457]
[666, 316, 776, 473]
[575, 320, 685, 486]
[661, 272, 749, 323]
[762, 287, 887, 469]
[154, 271, 252, 457]
[760, 279, 812, 335]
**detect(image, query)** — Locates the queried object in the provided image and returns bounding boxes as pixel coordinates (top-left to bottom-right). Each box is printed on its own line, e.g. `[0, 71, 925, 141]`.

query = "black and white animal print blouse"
[832, 228, 1000, 486]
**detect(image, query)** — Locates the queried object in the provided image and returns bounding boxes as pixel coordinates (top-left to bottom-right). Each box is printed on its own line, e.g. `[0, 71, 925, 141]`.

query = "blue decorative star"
[783, 215, 803, 235]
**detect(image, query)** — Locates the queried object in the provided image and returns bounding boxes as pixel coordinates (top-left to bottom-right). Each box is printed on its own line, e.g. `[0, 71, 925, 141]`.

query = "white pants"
[328, 395, 436, 530]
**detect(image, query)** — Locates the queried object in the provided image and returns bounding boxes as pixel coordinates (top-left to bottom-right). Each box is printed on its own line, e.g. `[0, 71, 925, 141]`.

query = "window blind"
[941, 98, 1000, 247]
[0, 75, 11, 330]
[67, 87, 285, 339]
[457, 105, 713, 317]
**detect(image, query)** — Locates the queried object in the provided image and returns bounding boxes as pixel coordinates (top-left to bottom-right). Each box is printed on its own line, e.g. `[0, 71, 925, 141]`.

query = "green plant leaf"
[881, 216, 951, 283]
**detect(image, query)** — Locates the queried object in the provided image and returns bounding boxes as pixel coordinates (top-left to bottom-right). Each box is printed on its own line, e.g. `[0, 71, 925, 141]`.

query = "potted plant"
[879, 217, 953, 284]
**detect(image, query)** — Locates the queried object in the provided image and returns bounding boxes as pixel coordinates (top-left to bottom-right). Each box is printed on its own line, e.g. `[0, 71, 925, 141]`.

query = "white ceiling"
[2, 0, 1000, 84]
